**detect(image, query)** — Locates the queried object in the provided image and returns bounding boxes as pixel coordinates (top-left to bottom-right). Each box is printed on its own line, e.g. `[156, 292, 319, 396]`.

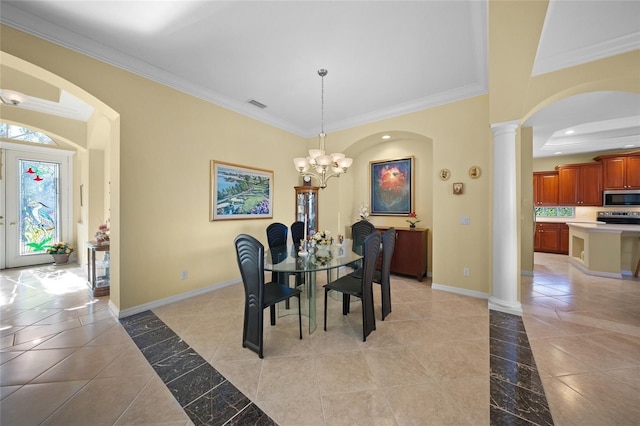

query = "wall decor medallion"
[439, 169, 451, 181]
[468, 166, 481, 179]
[210, 161, 273, 221]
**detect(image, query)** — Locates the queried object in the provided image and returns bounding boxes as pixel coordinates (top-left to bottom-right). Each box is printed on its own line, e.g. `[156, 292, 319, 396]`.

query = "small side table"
[87, 241, 110, 297]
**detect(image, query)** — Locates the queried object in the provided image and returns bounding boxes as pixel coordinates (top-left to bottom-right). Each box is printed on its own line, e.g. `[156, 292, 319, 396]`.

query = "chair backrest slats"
[290, 221, 305, 247]
[266, 222, 288, 248]
[351, 220, 375, 255]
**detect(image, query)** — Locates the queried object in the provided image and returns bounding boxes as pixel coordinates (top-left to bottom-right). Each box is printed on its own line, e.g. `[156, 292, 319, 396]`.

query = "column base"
[488, 296, 523, 316]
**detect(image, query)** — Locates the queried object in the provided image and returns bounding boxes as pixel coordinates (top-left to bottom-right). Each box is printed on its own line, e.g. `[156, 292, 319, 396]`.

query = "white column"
[489, 120, 523, 316]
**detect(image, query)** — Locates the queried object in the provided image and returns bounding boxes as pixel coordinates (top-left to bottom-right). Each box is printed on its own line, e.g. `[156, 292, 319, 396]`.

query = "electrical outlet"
[463, 267, 470, 276]
[181, 270, 188, 280]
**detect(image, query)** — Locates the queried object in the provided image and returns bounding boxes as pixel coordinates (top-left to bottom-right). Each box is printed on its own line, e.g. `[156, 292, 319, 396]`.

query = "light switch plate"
[460, 216, 470, 225]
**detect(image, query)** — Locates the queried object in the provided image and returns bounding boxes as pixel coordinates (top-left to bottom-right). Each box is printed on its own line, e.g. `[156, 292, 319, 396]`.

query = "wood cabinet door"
[534, 223, 566, 253]
[534, 225, 543, 251]
[391, 229, 427, 281]
[626, 156, 640, 189]
[534, 172, 559, 206]
[579, 163, 602, 206]
[539, 224, 561, 252]
[602, 157, 626, 190]
[558, 163, 602, 205]
[560, 224, 569, 254]
[557, 167, 579, 205]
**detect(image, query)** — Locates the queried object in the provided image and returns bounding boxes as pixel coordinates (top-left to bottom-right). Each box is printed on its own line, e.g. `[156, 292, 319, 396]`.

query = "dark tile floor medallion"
[120, 310, 276, 426]
[490, 310, 554, 425]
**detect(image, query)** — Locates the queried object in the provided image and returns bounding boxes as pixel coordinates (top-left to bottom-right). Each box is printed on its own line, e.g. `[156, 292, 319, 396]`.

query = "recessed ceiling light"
[381, 135, 391, 140]
[623, 144, 636, 148]
[564, 130, 575, 135]
[554, 151, 562, 155]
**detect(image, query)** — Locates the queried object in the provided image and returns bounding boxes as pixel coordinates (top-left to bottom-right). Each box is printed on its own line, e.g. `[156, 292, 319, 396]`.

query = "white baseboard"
[116, 278, 242, 319]
[431, 282, 488, 300]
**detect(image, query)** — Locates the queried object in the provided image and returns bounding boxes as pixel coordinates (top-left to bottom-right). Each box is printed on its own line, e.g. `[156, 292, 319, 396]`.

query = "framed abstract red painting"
[369, 156, 414, 216]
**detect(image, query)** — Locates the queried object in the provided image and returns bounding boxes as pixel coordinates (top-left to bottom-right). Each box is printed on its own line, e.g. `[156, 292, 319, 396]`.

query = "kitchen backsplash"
[537, 206, 640, 222]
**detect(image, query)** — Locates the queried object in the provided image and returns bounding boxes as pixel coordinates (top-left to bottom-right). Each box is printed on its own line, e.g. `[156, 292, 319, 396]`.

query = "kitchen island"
[568, 222, 640, 278]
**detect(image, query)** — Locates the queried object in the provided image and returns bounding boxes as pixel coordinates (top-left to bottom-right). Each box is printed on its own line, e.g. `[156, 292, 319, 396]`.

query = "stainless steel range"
[597, 211, 640, 225]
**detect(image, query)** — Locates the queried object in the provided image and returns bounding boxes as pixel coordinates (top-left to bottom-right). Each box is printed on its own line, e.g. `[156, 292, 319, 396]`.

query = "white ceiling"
[1, 0, 639, 158]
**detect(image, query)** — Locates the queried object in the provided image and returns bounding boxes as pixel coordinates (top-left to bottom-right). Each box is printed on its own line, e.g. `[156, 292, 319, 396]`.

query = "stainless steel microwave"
[603, 189, 640, 207]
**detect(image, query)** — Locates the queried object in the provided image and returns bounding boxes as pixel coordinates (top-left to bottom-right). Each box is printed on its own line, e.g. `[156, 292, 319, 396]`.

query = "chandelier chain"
[320, 69, 325, 136]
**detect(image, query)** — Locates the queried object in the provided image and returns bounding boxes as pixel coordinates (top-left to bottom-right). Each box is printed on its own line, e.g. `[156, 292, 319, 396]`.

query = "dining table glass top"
[264, 239, 362, 273]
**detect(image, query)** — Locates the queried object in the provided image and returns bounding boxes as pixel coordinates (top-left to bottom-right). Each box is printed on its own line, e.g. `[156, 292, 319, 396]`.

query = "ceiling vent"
[247, 99, 267, 109]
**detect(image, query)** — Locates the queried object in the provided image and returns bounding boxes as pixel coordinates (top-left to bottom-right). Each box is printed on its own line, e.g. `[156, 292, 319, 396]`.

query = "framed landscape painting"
[370, 156, 414, 215]
[210, 161, 273, 221]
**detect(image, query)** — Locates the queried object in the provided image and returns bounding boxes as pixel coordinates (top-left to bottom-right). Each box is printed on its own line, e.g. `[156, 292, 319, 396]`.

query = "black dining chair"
[234, 234, 302, 358]
[351, 220, 375, 256]
[323, 231, 381, 342]
[350, 227, 396, 320]
[345, 220, 375, 275]
[290, 221, 306, 287]
[266, 222, 289, 284]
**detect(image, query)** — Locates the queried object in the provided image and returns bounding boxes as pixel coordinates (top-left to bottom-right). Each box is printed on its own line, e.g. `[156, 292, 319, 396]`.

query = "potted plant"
[95, 220, 110, 244]
[406, 212, 420, 228]
[46, 242, 75, 265]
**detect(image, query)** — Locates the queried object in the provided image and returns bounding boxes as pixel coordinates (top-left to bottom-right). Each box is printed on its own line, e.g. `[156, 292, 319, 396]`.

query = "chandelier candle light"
[293, 69, 353, 189]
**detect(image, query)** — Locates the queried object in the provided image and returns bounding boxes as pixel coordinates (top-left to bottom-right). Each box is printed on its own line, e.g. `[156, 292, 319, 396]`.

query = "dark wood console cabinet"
[376, 227, 428, 282]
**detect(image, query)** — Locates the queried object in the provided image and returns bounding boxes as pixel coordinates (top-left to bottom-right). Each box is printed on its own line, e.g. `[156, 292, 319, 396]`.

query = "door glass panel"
[19, 160, 60, 255]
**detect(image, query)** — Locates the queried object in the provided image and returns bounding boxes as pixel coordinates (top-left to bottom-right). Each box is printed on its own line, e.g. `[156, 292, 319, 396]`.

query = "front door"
[1, 147, 73, 268]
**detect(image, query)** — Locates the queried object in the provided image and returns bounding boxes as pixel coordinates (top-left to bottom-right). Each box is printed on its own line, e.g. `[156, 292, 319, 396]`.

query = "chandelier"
[293, 69, 353, 189]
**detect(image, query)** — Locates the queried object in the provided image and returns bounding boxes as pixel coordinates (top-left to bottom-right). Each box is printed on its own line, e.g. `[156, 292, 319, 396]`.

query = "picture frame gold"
[210, 161, 273, 221]
[453, 182, 464, 195]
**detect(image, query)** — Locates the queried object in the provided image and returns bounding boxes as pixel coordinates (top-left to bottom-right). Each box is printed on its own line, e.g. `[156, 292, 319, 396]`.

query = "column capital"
[490, 120, 519, 136]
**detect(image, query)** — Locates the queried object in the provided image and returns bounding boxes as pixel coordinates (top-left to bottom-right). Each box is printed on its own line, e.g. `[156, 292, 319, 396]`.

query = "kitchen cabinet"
[533, 171, 559, 206]
[376, 227, 428, 282]
[534, 222, 569, 254]
[294, 186, 318, 236]
[556, 162, 602, 206]
[595, 152, 640, 189]
[560, 225, 570, 254]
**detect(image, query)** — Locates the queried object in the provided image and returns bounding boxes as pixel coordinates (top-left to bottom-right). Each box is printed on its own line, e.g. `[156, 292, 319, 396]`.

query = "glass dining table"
[264, 239, 362, 334]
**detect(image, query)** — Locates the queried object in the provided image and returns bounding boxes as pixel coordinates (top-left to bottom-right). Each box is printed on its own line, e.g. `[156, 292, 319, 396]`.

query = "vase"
[52, 254, 70, 265]
[315, 248, 331, 258]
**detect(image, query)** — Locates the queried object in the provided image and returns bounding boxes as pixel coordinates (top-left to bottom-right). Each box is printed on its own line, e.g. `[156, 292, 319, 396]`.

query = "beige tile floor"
[1, 252, 639, 425]
[521, 254, 640, 426]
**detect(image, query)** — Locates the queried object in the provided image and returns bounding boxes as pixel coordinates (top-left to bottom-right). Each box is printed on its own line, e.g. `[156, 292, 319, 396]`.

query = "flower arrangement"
[313, 251, 333, 266]
[406, 212, 420, 228]
[312, 230, 333, 247]
[46, 242, 75, 255]
[95, 220, 110, 244]
[359, 203, 370, 221]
